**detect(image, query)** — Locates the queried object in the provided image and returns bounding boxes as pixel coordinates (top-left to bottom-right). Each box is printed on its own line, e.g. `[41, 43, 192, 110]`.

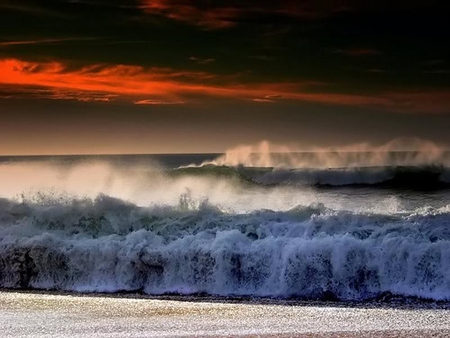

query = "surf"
[1, 139, 450, 301]
[1, 194, 450, 301]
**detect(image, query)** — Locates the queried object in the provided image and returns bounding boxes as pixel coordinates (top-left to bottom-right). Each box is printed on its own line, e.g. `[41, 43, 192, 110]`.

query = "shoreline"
[2, 290, 450, 337]
[1, 287, 450, 310]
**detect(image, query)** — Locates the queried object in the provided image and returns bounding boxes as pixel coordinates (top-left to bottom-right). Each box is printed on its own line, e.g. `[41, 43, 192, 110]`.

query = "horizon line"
[1, 150, 450, 157]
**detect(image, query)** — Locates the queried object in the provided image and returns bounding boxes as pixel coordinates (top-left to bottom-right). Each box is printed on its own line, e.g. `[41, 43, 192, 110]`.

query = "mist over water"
[204, 138, 450, 168]
[1, 139, 450, 301]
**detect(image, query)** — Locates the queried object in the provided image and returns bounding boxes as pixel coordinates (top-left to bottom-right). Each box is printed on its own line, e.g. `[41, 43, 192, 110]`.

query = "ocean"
[1, 151, 450, 303]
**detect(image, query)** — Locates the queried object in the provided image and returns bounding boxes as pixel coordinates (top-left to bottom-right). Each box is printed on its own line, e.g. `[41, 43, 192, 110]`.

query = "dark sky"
[0, 0, 449, 154]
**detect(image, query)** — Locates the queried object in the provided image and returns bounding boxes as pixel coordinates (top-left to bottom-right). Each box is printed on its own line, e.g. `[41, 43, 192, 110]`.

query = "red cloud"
[1, 58, 449, 113]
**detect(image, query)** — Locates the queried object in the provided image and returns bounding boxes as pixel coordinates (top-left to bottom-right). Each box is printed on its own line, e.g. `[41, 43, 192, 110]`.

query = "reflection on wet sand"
[2, 291, 450, 337]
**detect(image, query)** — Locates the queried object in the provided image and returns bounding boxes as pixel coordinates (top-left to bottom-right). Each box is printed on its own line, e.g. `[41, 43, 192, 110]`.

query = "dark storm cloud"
[1, 0, 448, 82]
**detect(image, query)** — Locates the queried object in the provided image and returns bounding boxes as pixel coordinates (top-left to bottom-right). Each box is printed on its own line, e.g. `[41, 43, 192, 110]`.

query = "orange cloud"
[0, 58, 449, 113]
[0, 58, 203, 100]
[0, 58, 319, 103]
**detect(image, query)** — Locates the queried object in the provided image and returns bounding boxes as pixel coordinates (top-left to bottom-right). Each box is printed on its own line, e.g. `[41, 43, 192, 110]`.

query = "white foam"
[1, 194, 450, 301]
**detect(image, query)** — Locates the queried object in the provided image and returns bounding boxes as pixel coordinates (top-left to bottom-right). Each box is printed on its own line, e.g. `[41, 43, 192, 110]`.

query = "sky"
[0, 0, 449, 155]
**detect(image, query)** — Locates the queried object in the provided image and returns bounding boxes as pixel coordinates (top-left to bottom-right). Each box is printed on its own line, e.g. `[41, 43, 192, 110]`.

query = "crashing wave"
[1, 195, 450, 301]
[172, 165, 450, 190]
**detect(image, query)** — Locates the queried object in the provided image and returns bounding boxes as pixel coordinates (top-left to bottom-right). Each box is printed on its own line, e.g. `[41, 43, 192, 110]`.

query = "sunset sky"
[1, 1, 449, 155]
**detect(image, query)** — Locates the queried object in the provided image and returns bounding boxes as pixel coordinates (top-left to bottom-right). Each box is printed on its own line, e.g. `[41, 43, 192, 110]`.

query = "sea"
[1, 150, 450, 336]
[1, 150, 450, 301]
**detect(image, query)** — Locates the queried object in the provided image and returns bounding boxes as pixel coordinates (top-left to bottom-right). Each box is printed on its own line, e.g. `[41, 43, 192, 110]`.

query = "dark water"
[0, 153, 219, 168]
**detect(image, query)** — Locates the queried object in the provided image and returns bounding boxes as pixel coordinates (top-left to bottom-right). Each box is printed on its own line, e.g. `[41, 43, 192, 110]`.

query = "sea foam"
[1, 195, 450, 301]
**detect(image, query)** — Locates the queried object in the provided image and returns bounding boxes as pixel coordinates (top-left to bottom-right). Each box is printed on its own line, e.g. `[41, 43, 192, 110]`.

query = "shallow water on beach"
[2, 291, 450, 337]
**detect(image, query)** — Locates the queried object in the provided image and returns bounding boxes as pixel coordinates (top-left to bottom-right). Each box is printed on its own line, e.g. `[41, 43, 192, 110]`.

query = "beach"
[2, 291, 450, 337]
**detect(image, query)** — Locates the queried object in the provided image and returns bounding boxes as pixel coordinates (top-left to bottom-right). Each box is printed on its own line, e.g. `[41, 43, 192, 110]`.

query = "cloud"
[138, 0, 238, 28]
[137, 0, 325, 29]
[0, 1, 63, 17]
[252, 98, 275, 103]
[189, 57, 215, 65]
[137, 1, 447, 29]
[0, 37, 97, 47]
[252, 94, 283, 103]
[1, 58, 449, 114]
[0, 58, 214, 98]
[134, 99, 185, 105]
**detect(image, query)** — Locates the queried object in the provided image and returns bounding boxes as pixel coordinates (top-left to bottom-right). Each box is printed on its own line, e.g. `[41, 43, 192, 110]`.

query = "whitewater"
[1, 141, 450, 302]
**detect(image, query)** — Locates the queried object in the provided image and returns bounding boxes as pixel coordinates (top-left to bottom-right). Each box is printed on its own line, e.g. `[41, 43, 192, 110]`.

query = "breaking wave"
[173, 139, 450, 189]
[1, 194, 450, 301]
[1, 139, 450, 302]
[172, 165, 450, 189]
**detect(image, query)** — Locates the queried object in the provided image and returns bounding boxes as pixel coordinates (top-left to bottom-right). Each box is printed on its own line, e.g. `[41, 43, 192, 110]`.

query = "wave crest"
[173, 165, 450, 189]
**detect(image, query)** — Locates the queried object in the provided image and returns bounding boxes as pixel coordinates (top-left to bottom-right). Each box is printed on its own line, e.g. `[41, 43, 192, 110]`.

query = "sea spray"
[202, 138, 449, 169]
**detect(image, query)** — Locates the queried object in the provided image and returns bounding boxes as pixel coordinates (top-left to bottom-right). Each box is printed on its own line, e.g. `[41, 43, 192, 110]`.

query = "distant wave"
[1, 195, 450, 301]
[172, 165, 450, 190]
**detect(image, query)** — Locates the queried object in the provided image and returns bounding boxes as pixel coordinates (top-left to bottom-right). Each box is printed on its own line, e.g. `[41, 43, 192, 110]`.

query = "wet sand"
[1, 290, 450, 337]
